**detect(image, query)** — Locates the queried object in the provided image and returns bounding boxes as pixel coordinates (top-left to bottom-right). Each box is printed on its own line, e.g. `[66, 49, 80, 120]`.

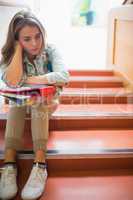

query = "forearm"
[25, 74, 68, 87]
[25, 75, 49, 85]
[4, 44, 23, 86]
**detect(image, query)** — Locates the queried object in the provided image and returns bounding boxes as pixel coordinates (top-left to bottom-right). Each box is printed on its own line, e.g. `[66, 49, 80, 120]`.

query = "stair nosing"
[0, 149, 133, 160]
[61, 93, 133, 97]
[69, 76, 123, 81]
[51, 113, 133, 119]
[0, 112, 133, 120]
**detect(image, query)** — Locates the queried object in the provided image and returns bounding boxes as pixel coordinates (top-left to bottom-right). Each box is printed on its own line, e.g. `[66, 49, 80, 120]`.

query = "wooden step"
[47, 129, 133, 151]
[0, 69, 132, 200]
[1, 128, 133, 173]
[69, 70, 114, 76]
[47, 129, 133, 171]
[1, 129, 133, 153]
[68, 76, 124, 88]
[60, 88, 133, 104]
[0, 130, 133, 173]
[0, 104, 133, 130]
[50, 104, 133, 130]
[0, 149, 133, 175]
[0, 156, 132, 200]
[0, 128, 133, 198]
[0, 152, 133, 200]
[0, 150, 133, 172]
[33, 169, 133, 200]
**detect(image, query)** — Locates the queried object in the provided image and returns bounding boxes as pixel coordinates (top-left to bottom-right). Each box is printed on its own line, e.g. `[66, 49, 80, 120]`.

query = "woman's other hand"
[25, 75, 49, 85]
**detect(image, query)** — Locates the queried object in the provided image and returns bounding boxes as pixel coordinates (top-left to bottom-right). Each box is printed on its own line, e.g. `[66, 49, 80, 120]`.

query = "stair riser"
[68, 82, 123, 88]
[1, 157, 132, 200]
[69, 70, 114, 76]
[1, 118, 133, 132]
[1, 157, 133, 174]
[50, 118, 133, 130]
[60, 96, 133, 104]
[0, 160, 133, 200]
[48, 157, 133, 174]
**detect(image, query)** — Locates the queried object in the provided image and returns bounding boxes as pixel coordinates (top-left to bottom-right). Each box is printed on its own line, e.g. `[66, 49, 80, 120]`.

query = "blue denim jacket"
[1, 44, 69, 88]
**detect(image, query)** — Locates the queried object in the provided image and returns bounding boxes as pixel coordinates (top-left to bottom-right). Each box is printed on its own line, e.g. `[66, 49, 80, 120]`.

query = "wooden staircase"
[0, 69, 133, 200]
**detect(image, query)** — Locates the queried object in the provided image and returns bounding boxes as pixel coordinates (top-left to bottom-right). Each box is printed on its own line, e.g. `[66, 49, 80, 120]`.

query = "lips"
[31, 48, 39, 51]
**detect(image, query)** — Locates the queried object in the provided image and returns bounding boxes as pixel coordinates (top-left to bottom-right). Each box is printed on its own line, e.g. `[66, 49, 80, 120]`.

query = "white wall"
[0, 3, 30, 57]
[0, 0, 123, 70]
[35, 0, 123, 70]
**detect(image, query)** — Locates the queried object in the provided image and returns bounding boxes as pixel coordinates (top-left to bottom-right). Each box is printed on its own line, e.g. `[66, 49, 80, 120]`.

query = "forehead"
[19, 25, 41, 37]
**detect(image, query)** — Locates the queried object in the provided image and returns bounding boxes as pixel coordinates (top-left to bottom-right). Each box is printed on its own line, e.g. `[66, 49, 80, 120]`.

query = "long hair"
[0, 10, 46, 66]
[122, 0, 133, 4]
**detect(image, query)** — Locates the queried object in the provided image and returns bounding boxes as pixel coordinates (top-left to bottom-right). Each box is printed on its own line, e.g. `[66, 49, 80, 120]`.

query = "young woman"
[0, 10, 69, 200]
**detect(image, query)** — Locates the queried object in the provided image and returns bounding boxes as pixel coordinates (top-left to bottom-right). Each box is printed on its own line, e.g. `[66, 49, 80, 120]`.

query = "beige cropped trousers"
[4, 100, 58, 153]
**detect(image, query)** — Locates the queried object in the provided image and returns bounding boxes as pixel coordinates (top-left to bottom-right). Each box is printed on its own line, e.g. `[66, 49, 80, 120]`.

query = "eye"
[35, 33, 41, 40]
[24, 38, 31, 42]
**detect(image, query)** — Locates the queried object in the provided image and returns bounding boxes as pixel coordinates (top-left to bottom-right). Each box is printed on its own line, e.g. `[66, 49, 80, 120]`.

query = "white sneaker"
[21, 163, 48, 200]
[0, 165, 18, 200]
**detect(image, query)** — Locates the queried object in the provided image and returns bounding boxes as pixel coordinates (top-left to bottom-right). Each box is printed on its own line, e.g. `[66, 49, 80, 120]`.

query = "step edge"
[0, 149, 133, 160]
[0, 114, 133, 120]
[60, 93, 133, 97]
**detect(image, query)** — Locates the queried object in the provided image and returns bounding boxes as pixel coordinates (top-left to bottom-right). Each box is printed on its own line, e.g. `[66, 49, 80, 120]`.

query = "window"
[71, 0, 123, 27]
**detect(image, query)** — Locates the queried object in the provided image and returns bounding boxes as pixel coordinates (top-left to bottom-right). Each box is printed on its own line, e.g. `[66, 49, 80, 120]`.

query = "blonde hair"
[0, 10, 46, 66]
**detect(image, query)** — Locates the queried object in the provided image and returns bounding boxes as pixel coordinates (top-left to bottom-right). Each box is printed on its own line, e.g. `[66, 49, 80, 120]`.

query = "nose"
[31, 39, 37, 47]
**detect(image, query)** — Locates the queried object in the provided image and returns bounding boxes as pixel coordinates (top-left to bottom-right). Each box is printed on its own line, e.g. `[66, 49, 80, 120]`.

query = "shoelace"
[1, 167, 16, 186]
[26, 166, 47, 188]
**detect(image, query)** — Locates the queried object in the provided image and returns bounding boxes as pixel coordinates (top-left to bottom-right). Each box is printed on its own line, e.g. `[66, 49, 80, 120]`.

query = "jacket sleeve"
[44, 44, 70, 84]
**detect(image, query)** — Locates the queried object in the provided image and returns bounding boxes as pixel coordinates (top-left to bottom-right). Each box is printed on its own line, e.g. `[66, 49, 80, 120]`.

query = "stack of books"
[0, 84, 56, 105]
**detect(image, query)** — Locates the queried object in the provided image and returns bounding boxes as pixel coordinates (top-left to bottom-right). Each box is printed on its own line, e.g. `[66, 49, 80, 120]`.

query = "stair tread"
[70, 76, 123, 82]
[1, 130, 133, 155]
[69, 69, 114, 76]
[61, 87, 132, 96]
[60, 88, 133, 104]
[52, 104, 133, 118]
[47, 130, 133, 151]
[0, 104, 133, 119]
[35, 170, 133, 200]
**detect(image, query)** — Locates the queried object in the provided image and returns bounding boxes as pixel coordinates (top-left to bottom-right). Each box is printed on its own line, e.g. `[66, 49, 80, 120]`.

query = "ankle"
[4, 149, 17, 163]
[34, 159, 46, 163]
[4, 161, 17, 165]
[34, 150, 46, 163]
[4, 159, 17, 164]
[4, 161, 17, 169]
[33, 162, 47, 169]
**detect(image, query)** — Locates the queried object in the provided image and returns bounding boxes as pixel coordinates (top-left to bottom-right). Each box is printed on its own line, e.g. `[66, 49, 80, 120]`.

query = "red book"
[0, 84, 56, 105]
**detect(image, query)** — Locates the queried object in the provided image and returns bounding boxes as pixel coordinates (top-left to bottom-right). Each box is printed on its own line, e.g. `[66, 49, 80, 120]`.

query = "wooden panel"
[114, 20, 133, 71]
[106, 5, 133, 89]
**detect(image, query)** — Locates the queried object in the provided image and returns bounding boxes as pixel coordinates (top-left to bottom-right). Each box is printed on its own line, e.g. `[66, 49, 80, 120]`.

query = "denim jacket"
[1, 43, 69, 86]
[1, 44, 70, 98]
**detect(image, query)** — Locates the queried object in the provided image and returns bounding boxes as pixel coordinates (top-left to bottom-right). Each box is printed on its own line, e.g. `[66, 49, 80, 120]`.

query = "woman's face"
[18, 25, 43, 57]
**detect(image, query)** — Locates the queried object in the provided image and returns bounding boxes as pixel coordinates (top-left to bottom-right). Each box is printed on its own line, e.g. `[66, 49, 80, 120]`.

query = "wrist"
[15, 42, 22, 53]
